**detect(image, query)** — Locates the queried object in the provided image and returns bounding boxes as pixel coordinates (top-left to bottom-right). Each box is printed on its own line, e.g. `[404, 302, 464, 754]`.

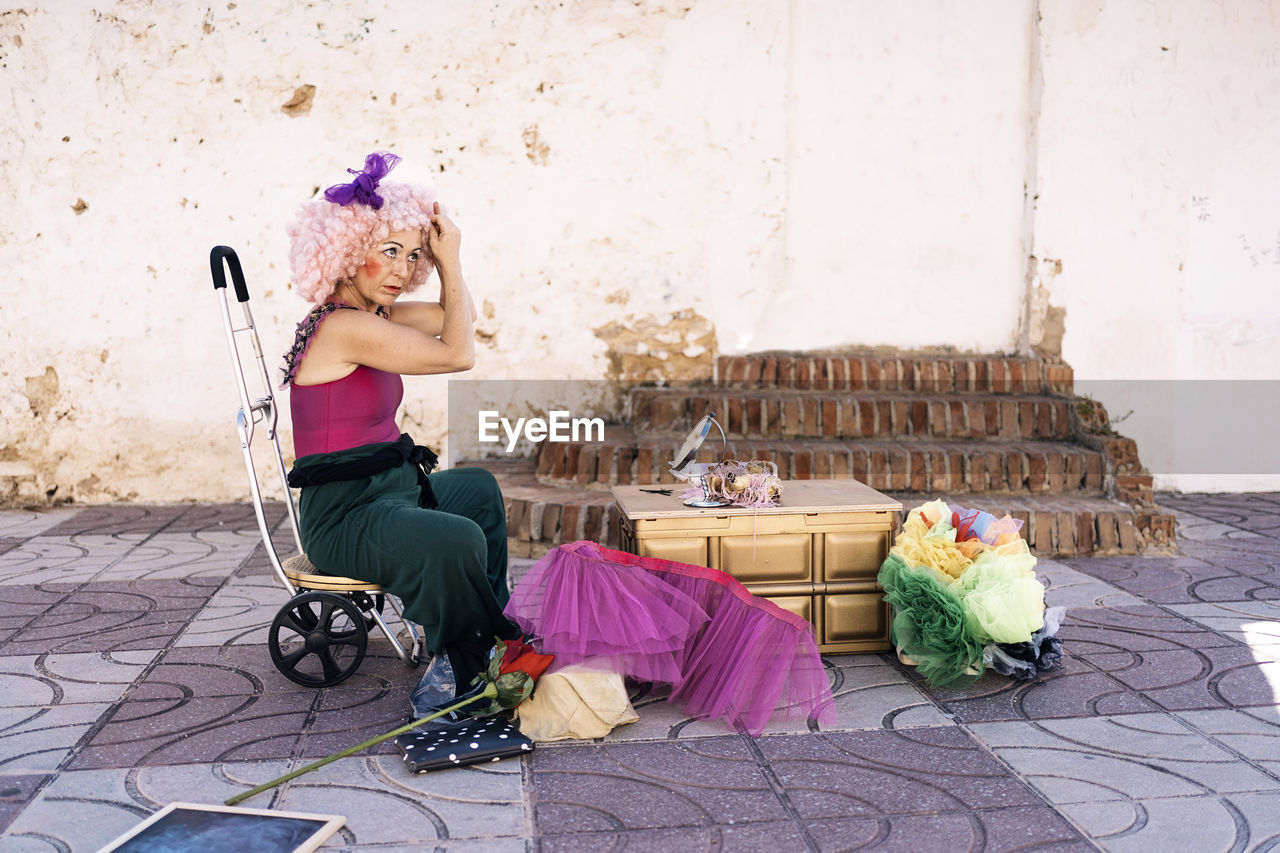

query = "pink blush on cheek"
[362, 257, 383, 277]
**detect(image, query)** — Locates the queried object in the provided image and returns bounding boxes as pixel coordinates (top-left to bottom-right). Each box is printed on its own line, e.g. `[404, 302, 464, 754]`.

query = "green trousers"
[297, 449, 515, 656]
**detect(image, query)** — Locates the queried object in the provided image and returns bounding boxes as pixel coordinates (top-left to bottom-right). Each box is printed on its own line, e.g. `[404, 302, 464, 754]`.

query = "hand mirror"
[669, 413, 731, 507]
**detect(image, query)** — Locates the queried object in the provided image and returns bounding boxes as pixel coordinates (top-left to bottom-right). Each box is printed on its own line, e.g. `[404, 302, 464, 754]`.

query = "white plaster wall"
[754, 1, 1034, 354]
[3, 0, 1278, 501]
[0, 0, 793, 501]
[1034, 0, 1280, 491]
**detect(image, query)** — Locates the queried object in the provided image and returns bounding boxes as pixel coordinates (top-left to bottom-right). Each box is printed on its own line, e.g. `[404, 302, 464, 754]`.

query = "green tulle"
[878, 553, 984, 687]
[953, 554, 1046, 645]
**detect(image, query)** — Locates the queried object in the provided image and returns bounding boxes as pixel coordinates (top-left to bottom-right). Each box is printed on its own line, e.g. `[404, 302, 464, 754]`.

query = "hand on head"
[427, 201, 462, 274]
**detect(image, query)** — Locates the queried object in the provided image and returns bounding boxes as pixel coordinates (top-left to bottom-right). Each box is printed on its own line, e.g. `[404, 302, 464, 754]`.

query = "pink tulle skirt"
[504, 540, 836, 736]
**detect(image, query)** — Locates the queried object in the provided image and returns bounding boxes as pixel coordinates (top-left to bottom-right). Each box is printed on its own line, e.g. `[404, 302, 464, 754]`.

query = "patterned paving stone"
[759, 727, 1042, 818]
[48, 579, 218, 617]
[1182, 573, 1280, 603]
[970, 714, 1280, 803]
[132, 643, 417, 702]
[592, 684, 740, 742]
[1172, 507, 1265, 542]
[330, 846, 525, 853]
[300, 689, 409, 758]
[37, 504, 187, 538]
[821, 654, 952, 731]
[0, 774, 48, 834]
[0, 536, 135, 586]
[0, 651, 155, 707]
[1063, 553, 1274, 604]
[0, 703, 106, 774]
[164, 501, 289, 535]
[235, 539, 300, 577]
[1082, 646, 1280, 711]
[94, 534, 254, 582]
[533, 736, 787, 832]
[1059, 791, 1280, 853]
[0, 584, 68, 609]
[277, 755, 525, 846]
[131, 646, 286, 701]
[1057, 605, 1240, 655]
[0, 508, 81, 539]
[332, 840, 527, 845]
[1, 761, 291, 852]
[173, 575, 291, 647]
[3, 495, 1280, 849]
[804, 808, 1092, 852]
[1176, 707, 1280, 777]
[279, 753, 524, 840]
[1037, 559, 1145, 609]
[0, 607, 196, 656]
[597, 681, 818, 742]
[1177, 538, 1280, 577]
[0, 585, 66, 639]
[1167, 600, 1280, 662]
[926, 655, 1157, 723]
[537, 822, 809, 852]
[1157, 493, 1280, 538]
[71, 694, 310, 768]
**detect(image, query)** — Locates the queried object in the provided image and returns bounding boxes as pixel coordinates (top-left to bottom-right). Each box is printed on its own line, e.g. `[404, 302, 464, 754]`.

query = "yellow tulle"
[890, 499, 971, 581]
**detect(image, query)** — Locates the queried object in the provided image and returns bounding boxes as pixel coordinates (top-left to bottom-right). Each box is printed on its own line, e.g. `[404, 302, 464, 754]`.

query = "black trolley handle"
[210, 245, 251, 302]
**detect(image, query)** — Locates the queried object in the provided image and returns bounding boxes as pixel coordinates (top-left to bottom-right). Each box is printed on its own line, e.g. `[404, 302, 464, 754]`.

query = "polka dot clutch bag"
[393, 716, 534, 773]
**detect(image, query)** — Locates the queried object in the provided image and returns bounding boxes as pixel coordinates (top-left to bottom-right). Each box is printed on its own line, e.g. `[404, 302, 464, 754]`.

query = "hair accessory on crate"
[687, 459, 784, 508]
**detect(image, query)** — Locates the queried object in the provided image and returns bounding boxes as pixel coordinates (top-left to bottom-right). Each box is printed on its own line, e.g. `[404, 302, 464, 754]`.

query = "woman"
[281, 152, 516, 713]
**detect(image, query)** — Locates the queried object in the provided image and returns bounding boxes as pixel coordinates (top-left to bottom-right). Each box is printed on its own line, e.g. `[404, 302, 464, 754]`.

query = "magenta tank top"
[290, 366, 404, 458]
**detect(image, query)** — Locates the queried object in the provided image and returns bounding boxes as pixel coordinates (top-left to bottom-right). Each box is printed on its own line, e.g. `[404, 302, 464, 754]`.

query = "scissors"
[640, 488, 674, 495]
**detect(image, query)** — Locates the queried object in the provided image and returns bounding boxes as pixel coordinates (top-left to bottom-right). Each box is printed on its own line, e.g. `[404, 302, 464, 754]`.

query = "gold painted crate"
[613, 480, 901, 653]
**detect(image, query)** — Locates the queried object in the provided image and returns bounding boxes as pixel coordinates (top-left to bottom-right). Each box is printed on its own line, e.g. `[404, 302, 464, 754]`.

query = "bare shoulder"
[290, 310, 365, 385]
[314, 307, 469, 376]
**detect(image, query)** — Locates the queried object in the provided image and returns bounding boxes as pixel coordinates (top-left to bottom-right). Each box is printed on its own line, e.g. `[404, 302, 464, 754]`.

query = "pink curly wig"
[287, 181, 439, 304]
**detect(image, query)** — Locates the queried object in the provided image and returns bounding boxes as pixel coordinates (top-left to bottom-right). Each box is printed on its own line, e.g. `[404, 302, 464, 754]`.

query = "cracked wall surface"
[2, 1, 1279, 501]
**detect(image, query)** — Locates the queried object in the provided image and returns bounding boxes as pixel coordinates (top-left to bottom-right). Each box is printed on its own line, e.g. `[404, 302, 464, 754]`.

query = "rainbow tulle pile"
[877, 499, 1064, 687]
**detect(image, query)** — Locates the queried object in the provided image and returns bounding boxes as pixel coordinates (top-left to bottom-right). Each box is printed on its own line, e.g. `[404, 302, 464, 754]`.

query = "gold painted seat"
[280, 554, 383, 592]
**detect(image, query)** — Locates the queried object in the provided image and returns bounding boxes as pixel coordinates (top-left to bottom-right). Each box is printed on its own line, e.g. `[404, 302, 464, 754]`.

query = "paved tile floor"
[1, 493, 1278, 851]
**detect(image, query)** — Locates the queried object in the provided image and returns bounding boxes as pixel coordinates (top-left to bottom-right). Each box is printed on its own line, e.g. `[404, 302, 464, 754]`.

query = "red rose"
[498, 638, 555, 682]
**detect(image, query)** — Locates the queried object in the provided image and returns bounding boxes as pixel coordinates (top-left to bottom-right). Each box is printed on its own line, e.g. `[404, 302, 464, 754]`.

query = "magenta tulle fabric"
[504, 541, 836, 736]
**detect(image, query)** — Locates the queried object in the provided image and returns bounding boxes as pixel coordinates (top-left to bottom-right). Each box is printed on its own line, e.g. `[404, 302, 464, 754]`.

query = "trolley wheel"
[269, 592, 368, 687]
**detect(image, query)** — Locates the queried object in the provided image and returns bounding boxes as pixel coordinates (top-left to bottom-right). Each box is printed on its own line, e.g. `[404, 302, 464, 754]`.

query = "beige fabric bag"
[515, 660, 639, 742]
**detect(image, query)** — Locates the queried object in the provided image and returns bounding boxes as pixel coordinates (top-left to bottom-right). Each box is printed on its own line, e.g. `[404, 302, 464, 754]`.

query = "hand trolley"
[210, 246, 422, 687]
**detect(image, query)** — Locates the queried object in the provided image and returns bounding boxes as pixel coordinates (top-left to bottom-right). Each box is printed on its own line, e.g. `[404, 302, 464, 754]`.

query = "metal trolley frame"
[210, 246, 422, 687]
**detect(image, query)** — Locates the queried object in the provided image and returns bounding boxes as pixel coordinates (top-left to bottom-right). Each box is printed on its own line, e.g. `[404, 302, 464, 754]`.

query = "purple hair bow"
[324, 152, 401, 209]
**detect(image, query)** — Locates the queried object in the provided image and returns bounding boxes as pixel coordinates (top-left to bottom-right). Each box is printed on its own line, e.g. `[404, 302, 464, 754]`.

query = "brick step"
[468, 458, 1166, 559]
[717, 353, 1074, 395]
[465, 458, 618, 559]
[890, 493, 1175, 557]
[630, 387, 1075, 442]
[536, 427, 1107, 496]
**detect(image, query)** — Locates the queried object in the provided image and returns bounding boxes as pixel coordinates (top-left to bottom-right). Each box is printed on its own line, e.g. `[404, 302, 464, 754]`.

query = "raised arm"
[320, 205, 476, 376]
[387, 203, 476, 336]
